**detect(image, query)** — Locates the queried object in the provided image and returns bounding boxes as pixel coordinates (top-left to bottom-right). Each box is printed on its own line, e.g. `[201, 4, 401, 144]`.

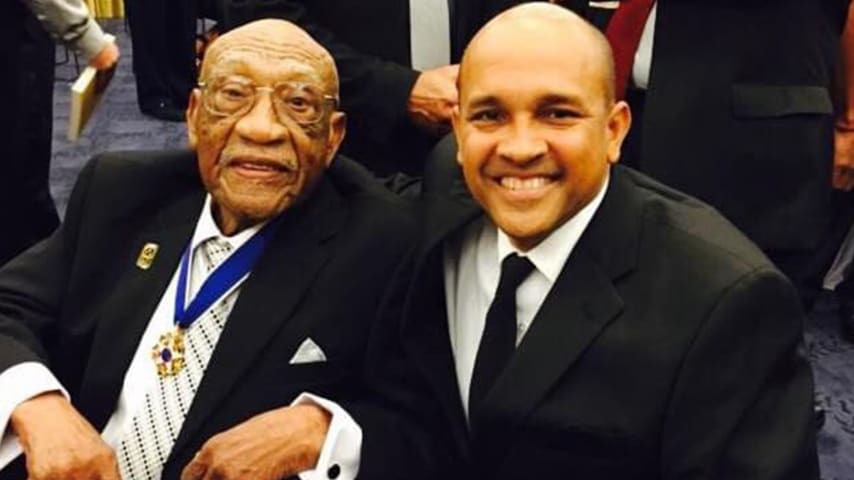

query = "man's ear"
[324, 112, 347, 167]
[606, 100, 632, 165]
[186, 89, 201, 148]
[451, 104, 464, 166]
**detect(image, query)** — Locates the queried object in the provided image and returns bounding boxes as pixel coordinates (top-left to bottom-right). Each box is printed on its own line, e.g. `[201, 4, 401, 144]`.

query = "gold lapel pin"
[136, 242, 159, 270]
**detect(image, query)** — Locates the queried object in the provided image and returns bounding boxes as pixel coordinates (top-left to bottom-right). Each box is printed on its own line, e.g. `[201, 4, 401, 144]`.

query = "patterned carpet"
[49, 20, 854, 479]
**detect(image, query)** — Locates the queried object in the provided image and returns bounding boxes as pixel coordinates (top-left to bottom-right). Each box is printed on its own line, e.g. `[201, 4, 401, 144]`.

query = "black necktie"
[469, 253, 535, 423]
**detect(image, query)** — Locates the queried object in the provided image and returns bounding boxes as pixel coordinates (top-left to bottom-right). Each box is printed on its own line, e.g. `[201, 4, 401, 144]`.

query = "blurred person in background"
[124, 0, 195, 121]
[0, 0, 119, 266]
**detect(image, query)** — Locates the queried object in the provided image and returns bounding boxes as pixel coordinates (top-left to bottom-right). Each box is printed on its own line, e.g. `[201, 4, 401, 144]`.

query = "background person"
[0, 0, 119, 267]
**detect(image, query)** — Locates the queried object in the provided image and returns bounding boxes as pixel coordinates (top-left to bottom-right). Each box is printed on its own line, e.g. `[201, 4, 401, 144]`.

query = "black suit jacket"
[482, 0, 845, 252]
[0, 150, 417, 479]
[384, 152, 819, 478]
[218, 0, 483, 175]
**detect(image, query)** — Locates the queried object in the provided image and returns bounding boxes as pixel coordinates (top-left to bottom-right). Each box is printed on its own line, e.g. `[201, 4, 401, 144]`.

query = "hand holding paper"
[68, 33, 118, 141]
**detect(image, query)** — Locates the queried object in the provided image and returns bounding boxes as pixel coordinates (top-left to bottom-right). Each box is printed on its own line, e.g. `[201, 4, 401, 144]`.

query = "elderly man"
[374, 4, 819, 478]
[0, 19, 415, 480]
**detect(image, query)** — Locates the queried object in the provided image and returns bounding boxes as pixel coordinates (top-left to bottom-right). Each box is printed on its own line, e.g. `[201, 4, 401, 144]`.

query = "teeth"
[500, 176, 551, 191]
[241, 163, 276, 171]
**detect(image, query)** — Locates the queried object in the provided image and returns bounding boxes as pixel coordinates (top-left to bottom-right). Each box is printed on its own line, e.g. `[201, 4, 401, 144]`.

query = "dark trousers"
[124, 0, 198, 109]
[0, 4, 60, 266]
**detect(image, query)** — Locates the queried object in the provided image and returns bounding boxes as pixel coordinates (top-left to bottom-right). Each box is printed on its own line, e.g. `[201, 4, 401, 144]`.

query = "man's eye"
[541, 108, 579, 120]
[288, 96, 311, 110]
[469, 110, 503, 123]
[221, 87, 249, 100]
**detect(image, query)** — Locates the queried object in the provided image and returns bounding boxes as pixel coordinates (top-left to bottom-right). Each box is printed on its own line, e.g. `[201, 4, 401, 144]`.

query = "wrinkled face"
[454, 24, 629, 250]
[187, 40, 344, 233]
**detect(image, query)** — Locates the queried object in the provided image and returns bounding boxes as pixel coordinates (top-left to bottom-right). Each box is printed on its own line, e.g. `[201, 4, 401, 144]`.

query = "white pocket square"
[288, 338, 328, 364]
[589, 1, 619, 9]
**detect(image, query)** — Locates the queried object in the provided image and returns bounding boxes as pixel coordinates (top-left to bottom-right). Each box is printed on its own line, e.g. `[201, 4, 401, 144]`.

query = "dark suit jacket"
[483, 0, 845, 253]
[218, 0, 483, 175]
[0, 150, 418, 479]
[385, 152, 819, 478]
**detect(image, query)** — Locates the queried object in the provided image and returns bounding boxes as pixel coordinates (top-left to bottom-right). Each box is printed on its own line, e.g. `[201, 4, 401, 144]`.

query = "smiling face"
[453, 6, 630, 251]
[187, 20, 345, 235]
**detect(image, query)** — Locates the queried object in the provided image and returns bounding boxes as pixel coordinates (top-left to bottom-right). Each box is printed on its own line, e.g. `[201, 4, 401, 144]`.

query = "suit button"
[327, 464, 341, 479]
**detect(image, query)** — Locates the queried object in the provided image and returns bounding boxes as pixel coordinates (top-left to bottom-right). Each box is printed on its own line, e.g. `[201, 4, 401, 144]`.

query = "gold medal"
[151, 327, 187, 377]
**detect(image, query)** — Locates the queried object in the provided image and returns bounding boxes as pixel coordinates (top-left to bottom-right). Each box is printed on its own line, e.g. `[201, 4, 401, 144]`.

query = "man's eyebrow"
[538, 93, 584, 107]
[465, 95, 501, 109]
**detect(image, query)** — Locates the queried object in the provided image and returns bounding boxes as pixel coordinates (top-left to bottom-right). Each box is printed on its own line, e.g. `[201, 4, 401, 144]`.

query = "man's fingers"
[181, 457, 207, 480]
[89, 42, 120, 71]
[101, 470, 122, 480]
[102, 459, 123, 480]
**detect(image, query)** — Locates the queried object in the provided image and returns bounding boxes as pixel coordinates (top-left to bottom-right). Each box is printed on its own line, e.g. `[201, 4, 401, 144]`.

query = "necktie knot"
[496, 253, 535, 297]
[201, 237, 233, 272]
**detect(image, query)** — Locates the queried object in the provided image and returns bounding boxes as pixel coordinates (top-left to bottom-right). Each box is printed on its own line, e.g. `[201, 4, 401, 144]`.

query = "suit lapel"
[76, 188, 204, 429]
[402, 155, 481, 457]
[402, 248, 471, 457]
[470, 250, 623, 456]
[171, 178, 345, 456]
[469, 167, 645, 458]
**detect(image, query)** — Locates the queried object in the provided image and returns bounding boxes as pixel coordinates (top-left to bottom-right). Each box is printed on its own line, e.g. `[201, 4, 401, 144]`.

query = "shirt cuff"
[0, 362, 68, 470]
[292, 393, 362, 480]
[73, 18, 109, 61]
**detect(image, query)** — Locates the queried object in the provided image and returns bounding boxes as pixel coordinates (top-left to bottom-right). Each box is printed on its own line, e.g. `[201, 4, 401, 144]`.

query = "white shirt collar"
[496, 172, 610, 283]
[190, 195, 266, 253]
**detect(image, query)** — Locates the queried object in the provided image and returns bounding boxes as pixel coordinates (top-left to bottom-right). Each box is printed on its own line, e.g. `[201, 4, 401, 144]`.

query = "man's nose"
[233, 92, 289, 143]
[496, 121, 547, 164]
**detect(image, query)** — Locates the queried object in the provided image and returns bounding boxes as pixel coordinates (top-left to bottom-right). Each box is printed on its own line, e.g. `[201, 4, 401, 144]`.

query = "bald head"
[461, 3, 615, 105]
[186, 18, 348, 236]
[201, 19, 339, 96]
[451, 2, 631, 251]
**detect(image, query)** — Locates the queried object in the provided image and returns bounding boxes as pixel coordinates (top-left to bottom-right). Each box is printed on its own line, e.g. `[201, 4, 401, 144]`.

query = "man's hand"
[10, 392, 120, 480]
[181, 404, 331, 480]
[833, 124, 854, 191]
[407, 64, 459, 136]
[88, 41, 120, 71]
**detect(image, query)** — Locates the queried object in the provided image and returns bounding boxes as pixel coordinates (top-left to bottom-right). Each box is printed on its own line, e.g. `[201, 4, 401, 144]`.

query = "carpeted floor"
[49, 20, 854, 479]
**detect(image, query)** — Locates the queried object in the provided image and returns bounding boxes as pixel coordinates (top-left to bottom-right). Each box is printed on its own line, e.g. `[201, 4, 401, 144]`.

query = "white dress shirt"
[409, 0, 451, 70]
[443, 174, 609, 418]
[631, 2, 657, 90]
[0, 195, 360, 479]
